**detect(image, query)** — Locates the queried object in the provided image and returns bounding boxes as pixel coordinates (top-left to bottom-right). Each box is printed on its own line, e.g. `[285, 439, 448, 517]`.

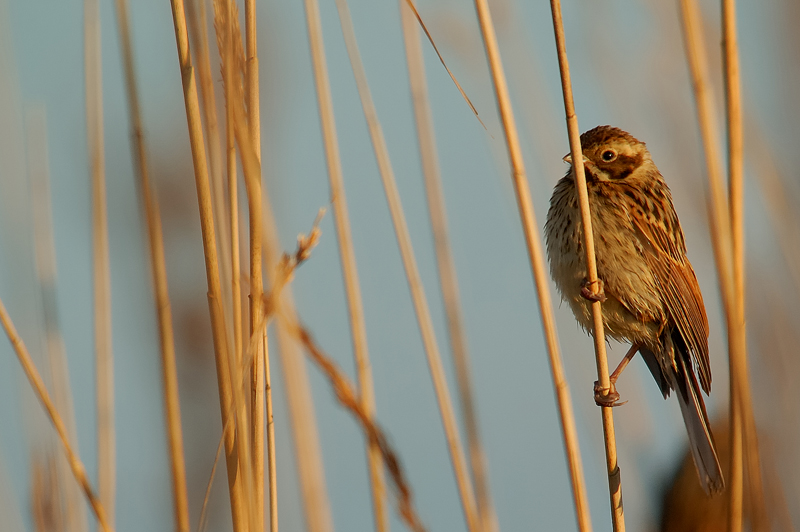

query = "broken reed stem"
[472, 0, 595, 530]
[166, 1, 251, 529]
[85, 0, 116, 523]
[287, 322, 426, 532]
[398, 4, 495, 531]
[721, 0, 765, 528]
[262, 208, 334, 532]
[0, 298, 113, 532]
[113, 0, 191, 529]
[305, 0, 388, 530]
[243, 1, 268, 529]
[329, 1, 479, 530]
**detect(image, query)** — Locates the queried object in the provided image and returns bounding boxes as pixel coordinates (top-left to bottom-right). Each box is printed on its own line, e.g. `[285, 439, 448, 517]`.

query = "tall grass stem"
[472, 0, 596, 529]
[303, 0, 389, 530]
[85, 0, 116, 523]
[166, 1, 249, 528]
[114, 0, 191, 528]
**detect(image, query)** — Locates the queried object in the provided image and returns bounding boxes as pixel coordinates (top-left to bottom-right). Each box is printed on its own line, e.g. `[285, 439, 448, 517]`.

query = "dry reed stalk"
[257, 200, 335, 532]
[26, 108, 88, 532]
[0, 297, 113, 532]
[166, 0, 251, 528]
[303, 1, 388, 530]
[330, 1, 480, 530]
[225, 1, 243, 456]
[471, 0, 596, 529]
[199, 214, 319, 532]
[204, 222, 419, 531]
[113, 0, 191, 529]
[287, 322, 427, 532]
[677, 1, 751, 527]
[186, 0, 235, 335]
[545, 2, 620, 528]
[210, 4, 263, 529]
[721, 1, 765, 528]
[261, 189, 333, 532]
[243, 2, 268, 529]
[398, 4, 495, 531]
[84, 0, 116, 522]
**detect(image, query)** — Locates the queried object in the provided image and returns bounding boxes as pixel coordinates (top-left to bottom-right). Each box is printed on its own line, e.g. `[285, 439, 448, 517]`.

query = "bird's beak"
[562, 153, 590, 166]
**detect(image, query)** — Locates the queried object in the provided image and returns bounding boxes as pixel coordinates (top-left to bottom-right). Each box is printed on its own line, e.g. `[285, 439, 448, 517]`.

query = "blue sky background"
[0, 0, 797, 530]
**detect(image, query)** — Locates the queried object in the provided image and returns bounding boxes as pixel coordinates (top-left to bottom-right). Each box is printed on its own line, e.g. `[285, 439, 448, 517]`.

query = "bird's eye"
[601, 149, 617, 162]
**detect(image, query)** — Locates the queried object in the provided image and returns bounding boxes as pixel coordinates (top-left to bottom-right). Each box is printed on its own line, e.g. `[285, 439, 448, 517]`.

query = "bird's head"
[563, 125, 652, 183]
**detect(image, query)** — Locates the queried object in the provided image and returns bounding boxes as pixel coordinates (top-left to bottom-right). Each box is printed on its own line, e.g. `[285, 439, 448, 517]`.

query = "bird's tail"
[671, 352, 725, 495]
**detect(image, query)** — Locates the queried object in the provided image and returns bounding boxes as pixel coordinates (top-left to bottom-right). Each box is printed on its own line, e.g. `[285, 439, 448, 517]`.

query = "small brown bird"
[544, 125, 724, 495]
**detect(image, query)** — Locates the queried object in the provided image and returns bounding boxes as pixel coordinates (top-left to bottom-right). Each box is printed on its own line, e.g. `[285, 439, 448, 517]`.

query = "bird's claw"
[581, 278, 607, 303]
[593, 380, 627, 407]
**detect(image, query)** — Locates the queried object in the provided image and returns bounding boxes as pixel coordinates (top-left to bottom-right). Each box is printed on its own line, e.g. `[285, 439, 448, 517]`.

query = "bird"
[544, 125, 724, 495]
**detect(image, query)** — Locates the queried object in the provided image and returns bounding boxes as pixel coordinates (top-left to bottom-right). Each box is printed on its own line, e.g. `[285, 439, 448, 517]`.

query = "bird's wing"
[630, 213, 711, 392]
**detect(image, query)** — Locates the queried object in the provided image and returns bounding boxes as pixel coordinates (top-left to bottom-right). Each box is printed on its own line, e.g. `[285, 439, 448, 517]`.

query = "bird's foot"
[580, 278, 607, 303]
[593, 381, 627, 407]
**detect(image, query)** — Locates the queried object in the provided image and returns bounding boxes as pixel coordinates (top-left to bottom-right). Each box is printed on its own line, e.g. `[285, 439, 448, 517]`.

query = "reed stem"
[166, 1, 250, 528]
[545, 3, 621, 528]
[471, 0, 597, 529]
[85, 0, 116, 523]
[114, 0, 191, 528]
[721, 0, 765, 528]
[0, 298, 113, 532]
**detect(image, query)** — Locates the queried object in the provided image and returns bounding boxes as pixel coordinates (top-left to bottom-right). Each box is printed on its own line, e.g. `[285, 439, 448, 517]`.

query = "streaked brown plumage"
[544, 125, 724, 495]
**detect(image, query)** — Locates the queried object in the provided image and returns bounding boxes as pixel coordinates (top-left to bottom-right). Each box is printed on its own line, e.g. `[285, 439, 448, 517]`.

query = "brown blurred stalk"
[679, 2, 765, 529]
[721, 0, 765, 528]
[471, 0, 596, 529]
[305, 1, 388, 531]
[166, 0, 251, 529]
[113, 0, 191, 529]
[0, 298, 113, 532]
[27, 107, 88, 532]
[398, 3, 496, 531]
[84, 0, 116, 523]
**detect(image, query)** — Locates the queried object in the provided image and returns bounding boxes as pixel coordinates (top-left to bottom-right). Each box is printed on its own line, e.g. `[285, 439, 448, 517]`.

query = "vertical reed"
[84, 0, 115, 523]
[243, 1, 268, 529]
[113, 0, 191, 528]
[544, 2, 619, 528]
[721, 0, 765, 528]
[166, 0, 250, 528]
[470, 0, 596, 529]
[304, 0, 389, 530]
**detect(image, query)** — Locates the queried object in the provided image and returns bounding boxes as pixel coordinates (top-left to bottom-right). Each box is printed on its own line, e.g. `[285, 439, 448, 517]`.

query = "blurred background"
[0, 0, 797, 530]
